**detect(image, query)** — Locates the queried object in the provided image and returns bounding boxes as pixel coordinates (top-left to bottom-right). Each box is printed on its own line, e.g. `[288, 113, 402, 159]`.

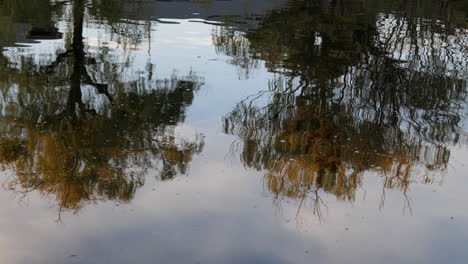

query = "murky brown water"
[0, 0, 467, 263]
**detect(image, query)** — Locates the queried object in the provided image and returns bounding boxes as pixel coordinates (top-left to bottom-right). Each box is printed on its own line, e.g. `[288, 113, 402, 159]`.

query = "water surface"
[0, 0, 467, 263]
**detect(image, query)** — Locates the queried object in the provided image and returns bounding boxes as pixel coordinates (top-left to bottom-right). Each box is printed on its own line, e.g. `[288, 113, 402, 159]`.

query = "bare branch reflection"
[0, 0, 205, 217]
[221, 0, 468, 219]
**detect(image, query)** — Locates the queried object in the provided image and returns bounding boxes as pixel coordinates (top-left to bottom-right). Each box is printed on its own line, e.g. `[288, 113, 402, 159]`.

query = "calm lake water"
[0, 0, 467, 263]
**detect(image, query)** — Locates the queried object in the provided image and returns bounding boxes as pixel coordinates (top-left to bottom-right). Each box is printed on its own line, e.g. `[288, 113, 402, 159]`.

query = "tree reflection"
[223, 0, 467, 217]
[0, 0, 204, 216]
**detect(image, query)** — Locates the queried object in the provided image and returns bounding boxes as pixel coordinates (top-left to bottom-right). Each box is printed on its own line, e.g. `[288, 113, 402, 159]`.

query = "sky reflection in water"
[0, 0, 467, 263]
